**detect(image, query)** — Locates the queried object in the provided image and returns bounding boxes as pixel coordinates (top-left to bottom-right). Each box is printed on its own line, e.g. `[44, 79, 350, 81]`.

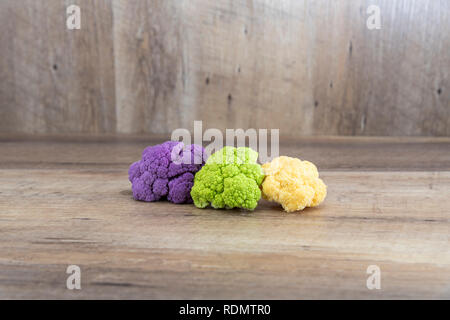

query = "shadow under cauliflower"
[261, 156, 327, 212]
[190, 147, 264, 210]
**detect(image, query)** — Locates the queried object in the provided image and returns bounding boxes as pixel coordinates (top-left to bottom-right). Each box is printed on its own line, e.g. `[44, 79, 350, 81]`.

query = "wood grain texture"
[0, 136, 449, 299]
[0, 0, 116, 134]
[1, 134, 450, 171]
[0, 0, 449, 136]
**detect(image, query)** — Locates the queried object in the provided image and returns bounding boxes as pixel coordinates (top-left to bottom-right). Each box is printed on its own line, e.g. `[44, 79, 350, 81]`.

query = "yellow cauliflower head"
[261, 156, 327, 212]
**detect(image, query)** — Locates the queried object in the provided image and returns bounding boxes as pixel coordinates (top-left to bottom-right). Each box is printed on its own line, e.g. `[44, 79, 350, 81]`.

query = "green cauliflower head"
[190, 147, 264, 210]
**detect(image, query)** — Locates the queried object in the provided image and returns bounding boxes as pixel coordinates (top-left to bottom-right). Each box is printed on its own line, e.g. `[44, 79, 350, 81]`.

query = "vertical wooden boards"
[0, 0, 448, 136]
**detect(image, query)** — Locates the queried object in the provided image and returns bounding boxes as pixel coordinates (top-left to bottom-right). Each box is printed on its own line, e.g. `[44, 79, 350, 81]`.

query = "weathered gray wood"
[0, 0, 449, 136]
[0, 0, 116, 134]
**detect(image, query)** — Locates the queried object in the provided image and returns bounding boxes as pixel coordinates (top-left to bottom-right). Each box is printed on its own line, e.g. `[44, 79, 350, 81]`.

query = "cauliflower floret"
[128, 141, 206, 204]
[261, 156, 327, 212]
[190, 147, 264, 210]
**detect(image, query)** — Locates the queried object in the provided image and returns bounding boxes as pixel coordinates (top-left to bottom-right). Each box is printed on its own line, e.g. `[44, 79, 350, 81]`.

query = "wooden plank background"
[0, 0, 449, 136]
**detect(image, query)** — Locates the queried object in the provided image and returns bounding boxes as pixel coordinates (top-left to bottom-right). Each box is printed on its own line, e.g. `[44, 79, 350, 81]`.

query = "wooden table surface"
[0, 135, 449, 299]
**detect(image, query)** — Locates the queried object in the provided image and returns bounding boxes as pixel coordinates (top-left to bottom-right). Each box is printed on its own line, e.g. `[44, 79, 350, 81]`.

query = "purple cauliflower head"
[128, 141, 206, 204]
